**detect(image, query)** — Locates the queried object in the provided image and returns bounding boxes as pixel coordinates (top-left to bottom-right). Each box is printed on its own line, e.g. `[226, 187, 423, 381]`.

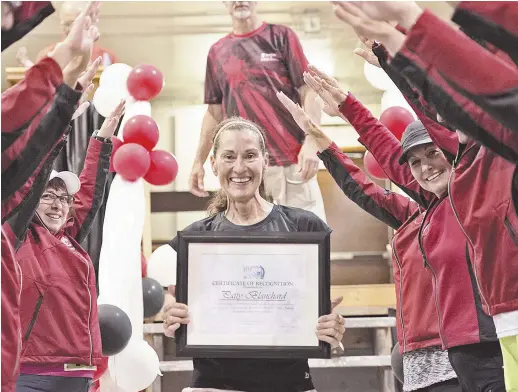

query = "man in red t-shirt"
[189, 1, 326, 220]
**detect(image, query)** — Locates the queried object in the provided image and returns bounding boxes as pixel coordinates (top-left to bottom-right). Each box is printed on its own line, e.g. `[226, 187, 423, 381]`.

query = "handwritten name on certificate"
[186, 243, 320, 347]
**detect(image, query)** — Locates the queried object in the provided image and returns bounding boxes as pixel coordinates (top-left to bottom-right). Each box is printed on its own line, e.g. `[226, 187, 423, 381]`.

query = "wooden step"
[143, 317, 396, 335]
[158, 356, 391, 373]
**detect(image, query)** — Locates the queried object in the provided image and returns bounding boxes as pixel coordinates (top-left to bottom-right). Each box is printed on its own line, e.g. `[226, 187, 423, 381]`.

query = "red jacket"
[1, 225, 21, 392]
[447, 142, 518, 315]
[1, 56, 81, 391]
[452, 2, 518, 65]
[317, 140, 441, 353]
[1, 2, 54, 52]
[391, 9, 518, 163]
[338, 95, 497, 350]
[389, 14, 518, 315]
[17, 138, 111, 367]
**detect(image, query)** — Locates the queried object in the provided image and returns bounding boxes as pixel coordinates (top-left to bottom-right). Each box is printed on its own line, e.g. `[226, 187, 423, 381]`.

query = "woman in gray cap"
[278, 84, 505, 392]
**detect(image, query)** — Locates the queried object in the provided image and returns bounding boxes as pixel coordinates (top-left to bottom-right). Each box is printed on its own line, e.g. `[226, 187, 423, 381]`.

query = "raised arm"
[392, 9, 518, 161]
[332, 1, 518, 162]
[319, 142, 419, 229]
[303, 66, 433, 207]
[2, 59, 101, 222]
[339, 93, 433, 208]
[66, 101, 124, 243]
[277, 91, 419, 229]
[452, 1, 518, 65]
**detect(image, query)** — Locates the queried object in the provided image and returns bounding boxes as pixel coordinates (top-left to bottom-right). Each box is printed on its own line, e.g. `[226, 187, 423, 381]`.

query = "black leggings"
[414, 378, 463, 392]
[448, 342, 506, 392]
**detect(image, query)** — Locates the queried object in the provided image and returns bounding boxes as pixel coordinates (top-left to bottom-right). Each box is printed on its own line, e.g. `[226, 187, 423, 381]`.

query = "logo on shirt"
[243, 265, 265, 280]
[260, 53, 279, 62]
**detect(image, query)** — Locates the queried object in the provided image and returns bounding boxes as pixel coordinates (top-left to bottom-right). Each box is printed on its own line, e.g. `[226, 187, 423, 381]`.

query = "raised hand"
[63, 1, 101, 57]
[333, 1, 422, 27]
[354, 36, 381, 68]
[332, 2, 406, 55]
[304, 65, 347, 117]
[97, 100, 125, 138]
[277, 91, 333, 153]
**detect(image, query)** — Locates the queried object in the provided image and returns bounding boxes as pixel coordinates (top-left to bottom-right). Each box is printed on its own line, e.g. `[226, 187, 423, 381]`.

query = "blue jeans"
[16, 374, 91, 392]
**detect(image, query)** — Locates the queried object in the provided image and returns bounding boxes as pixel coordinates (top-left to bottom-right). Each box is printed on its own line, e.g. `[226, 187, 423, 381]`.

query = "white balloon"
[363, 62, 396, 91]
[381, 89, 417, 119]
[108, 339, 162, 392]
[147, 245, 177, 287]
[99, 63, 133, 90]
[93, 85, 127, 118]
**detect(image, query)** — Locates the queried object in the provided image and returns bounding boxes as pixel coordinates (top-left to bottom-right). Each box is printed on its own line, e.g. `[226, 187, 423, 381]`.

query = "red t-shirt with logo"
[204, 23, 309, 166]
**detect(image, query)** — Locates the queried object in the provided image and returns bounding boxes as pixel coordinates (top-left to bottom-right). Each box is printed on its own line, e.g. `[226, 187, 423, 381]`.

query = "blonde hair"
[207, 117, 270, 216]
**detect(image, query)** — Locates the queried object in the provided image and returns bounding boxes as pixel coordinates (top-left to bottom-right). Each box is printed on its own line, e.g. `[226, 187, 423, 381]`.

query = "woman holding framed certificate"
[163, 117, 345, 392]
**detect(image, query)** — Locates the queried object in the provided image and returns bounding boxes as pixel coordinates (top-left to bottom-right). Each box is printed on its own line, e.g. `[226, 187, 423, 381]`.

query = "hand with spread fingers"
[331, 2, 406, 55]
[303, 65, 347, 118]
[71, 56, 102, 120]
[354, 36, 381, 68]
[277, 91, 333, 153]
[163, 285, 190, 338]
[333, 1, 423, 28]
[316, 296, 346, 348]
[97, 100, 125, 138]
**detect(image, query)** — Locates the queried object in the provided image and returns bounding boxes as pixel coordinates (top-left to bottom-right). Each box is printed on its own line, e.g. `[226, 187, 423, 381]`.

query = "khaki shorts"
[263, 165, 326, 223]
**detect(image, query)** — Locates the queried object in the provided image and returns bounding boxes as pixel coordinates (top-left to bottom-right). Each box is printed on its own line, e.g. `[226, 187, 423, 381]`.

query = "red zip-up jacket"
[452, 2, 518, 65]
[317, 142, 441, 353]
[338, 95, 497, 349]
[390, 10, 518, 163]
[389, 13, 518, 315]
[17, 137, 111, 368]
[1, 57, 81, 391]
[1, 2, 54, 51]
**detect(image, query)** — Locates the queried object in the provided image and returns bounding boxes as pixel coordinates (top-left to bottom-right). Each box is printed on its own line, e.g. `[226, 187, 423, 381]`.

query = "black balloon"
[142, 277, 165, 318]
[98, 304, 132, 356]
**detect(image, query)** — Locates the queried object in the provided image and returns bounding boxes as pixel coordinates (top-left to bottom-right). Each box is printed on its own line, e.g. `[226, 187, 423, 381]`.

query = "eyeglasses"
[40, 192, 73, 206]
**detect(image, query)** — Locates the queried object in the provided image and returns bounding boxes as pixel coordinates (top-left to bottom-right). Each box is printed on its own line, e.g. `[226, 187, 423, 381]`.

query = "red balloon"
[113, 143, 151, 181]
[363, 151, 387, 180]
[379, 106, 415, 140]
[93, 357, 108, 381]
[141, 253, 147, 277]
[122, 115, 159, 151]
[127, 64, 164, 101]
[109, 136, 124, 173]
[144, 150, 178, 186]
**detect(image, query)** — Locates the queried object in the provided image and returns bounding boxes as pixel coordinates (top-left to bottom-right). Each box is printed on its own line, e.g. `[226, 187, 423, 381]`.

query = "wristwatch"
[92, 130, 112, 143]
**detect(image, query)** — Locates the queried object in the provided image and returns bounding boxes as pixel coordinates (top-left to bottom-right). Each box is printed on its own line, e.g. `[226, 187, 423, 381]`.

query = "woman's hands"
[97, 100, 125, 139]
[277, 90, 333, 153]
[163, 285, 190, 337]
[316, 296, 346, 348]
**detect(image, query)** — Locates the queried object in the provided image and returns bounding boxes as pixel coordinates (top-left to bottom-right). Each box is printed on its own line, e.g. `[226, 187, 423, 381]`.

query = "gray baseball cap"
[398, 121, 433, 164]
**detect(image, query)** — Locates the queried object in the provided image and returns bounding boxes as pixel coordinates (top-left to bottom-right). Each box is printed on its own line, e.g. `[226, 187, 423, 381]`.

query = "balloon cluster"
[94, 63, 178, 185]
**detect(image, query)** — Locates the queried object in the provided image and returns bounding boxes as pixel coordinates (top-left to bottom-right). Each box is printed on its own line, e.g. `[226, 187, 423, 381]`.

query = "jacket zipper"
[504, 216, 518, 246]
[448, 168, 491, 315]
[85, 260, 93, 365]
[391, 234, 407, 352]
[417, 203, 448, 348]
[75, 247, 93, 365]
[24, 295, 43, 341]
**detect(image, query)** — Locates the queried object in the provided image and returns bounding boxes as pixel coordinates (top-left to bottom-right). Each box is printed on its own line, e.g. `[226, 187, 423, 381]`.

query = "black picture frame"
[175, 231, 331, 359]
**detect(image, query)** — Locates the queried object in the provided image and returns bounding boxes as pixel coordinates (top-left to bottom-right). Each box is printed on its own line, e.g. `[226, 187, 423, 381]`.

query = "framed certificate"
[175, 231, 331, 359]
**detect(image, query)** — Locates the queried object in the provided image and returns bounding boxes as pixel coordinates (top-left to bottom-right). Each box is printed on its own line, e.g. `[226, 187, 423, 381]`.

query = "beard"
[233, 8, 251, 20]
